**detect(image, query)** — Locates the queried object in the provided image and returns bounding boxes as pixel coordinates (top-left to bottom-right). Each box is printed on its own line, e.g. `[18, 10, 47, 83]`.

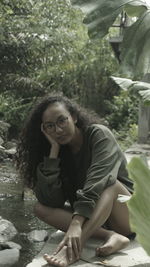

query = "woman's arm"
[54, 214, 87, 261]
[34, 124, 65, 208]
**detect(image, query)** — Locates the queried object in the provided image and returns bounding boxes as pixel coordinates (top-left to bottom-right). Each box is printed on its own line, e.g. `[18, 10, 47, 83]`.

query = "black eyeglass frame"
[43, 116, 69, 133]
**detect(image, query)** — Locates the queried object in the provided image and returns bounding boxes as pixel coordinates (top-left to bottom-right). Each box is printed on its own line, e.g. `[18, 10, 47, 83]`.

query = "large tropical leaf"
[71, 0, 148, 38]
[139, 90, 150, 105]
[125, 1, 148, 17]
[127, 157, 150, 256]
[111, 76, 134, 90]
[120, 10, 150, 76]
[71, 0, 150, 75]
[111, 76, 150, 104]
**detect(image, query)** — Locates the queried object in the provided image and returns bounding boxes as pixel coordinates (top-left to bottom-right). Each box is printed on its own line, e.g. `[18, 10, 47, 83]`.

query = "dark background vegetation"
[0, 0, 138, 149]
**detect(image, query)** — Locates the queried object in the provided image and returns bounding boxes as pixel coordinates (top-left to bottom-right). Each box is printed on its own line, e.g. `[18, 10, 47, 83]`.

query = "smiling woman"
[16, 93, 134, 267]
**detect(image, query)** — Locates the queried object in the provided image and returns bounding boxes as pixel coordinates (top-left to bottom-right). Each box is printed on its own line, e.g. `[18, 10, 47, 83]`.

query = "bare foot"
[96, 231, 130, 256]
[43, 245, 78, 267]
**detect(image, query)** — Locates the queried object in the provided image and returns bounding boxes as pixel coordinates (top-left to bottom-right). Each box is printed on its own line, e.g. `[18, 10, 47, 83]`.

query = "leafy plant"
[113, 123, 138, 151]
[105, 89, 139, 130]
[0, 93, 35, 136]
[0, 0, 120, 135]
[71, 0, 150, 77]
[127, 157, 150, 256]
[111, 76, 150, 105]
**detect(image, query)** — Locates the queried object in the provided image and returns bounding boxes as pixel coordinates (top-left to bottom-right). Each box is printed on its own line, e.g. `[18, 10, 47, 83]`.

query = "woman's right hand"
[41, 123, 60, 158]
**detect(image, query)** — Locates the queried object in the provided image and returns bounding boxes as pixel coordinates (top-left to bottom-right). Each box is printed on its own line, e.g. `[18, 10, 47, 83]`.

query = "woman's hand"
[54, 220, 82, 262]
[41, 123, 60, 158]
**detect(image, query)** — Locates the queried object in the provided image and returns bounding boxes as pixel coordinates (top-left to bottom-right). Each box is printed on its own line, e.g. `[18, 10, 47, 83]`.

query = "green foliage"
[105, 90, 139, 130]
[0, 92, 35, 136]
[0, 0, 119, 135]
[72, 0, 150, 77]
[139, 89, 150, 105]
[120, 10, 150, 78]
[127, 157, 150, 256]
[39, 38, 118, 114]
[111, 76, 150, 105]
[0, 0, 88, 92]
[105, 89, 139, 150]
[113, 123, 138, 151]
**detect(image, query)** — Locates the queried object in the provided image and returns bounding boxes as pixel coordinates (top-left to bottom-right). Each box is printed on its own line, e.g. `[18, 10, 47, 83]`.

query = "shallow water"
[0, 161, 55, 267]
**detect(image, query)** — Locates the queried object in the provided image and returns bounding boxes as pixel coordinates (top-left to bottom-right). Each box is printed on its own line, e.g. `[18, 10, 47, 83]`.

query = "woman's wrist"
[71, 215, 86, 228]
[49, 144, 60, 158]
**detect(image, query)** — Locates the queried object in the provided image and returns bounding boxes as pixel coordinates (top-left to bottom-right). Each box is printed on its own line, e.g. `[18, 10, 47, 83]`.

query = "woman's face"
[42, 102, 77, 145]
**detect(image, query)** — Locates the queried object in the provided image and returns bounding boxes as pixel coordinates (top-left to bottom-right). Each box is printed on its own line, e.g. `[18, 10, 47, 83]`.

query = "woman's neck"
[69, 127, 83, 154]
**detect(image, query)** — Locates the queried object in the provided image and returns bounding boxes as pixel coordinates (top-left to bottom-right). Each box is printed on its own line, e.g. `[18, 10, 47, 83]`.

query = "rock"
[0, 241, 21, 267]
[3, 241, 22, 250]
[4, 141, 17, 150]
[4, 147, 16, 156]
[0, 121, 10, 142]
[27, 230, 49, 242]
[23, 188, 36, 201]
[0, 137, 4, 146]
[0, 145, 16, 161]
[0, 248, 20, 267]
[0, 217, 17, 242]
[0, 147, 8, 162]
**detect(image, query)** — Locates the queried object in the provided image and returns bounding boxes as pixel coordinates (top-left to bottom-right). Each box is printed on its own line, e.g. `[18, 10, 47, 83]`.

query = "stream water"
[0, 160, 55, 267]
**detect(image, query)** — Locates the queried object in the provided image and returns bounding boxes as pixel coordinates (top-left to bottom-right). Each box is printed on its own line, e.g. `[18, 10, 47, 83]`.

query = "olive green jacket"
[35, 124, 133, 219]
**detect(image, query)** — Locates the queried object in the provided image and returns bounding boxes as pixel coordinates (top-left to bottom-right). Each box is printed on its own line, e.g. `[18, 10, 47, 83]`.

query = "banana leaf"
[127, 157, 150, 256]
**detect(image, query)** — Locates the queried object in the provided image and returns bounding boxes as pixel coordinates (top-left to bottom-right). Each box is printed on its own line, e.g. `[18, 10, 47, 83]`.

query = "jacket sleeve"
[34, 157, 66, 208]
[73, 125, 123, 219]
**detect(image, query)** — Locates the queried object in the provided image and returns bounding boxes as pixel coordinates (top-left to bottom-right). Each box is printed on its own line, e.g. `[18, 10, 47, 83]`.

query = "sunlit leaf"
[125, 1, 148, 17]
[139, 90, 150, 105]
[111, 76, 134, 90]
[111, 76, 150, 105]
[127, 157, 150, 256]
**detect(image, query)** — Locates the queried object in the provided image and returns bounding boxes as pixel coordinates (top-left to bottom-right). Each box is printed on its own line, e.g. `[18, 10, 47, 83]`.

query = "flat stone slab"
[26, 231, 150, 267]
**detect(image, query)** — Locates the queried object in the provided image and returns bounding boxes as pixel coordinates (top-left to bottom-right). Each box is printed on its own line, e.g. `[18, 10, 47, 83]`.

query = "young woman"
[17, 94, 134, 267]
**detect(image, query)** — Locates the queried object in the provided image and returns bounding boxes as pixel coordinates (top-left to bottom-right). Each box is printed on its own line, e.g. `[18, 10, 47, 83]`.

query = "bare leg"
[34, 180, 132, 266]
[81, 180, 131, 256]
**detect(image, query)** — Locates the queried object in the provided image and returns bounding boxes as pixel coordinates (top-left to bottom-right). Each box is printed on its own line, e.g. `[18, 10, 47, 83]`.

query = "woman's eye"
[47, 124, 53, 129]
[59, 119, 65, 123]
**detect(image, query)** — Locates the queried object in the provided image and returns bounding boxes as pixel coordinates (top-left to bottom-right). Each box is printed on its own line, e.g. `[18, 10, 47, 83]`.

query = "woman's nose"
[55, 124, 63, 133]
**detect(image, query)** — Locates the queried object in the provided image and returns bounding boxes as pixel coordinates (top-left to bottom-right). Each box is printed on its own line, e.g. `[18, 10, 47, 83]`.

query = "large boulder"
[0, 219, 20, 267]
[0, 247, 20, 267]
[0, 217, 17, 242]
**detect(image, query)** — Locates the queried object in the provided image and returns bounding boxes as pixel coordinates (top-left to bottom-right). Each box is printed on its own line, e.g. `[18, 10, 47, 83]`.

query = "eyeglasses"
[43, 116, 68, 133]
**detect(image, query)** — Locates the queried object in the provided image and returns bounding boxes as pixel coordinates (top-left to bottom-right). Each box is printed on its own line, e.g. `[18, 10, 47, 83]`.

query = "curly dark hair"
[16, 93, 101, 189]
